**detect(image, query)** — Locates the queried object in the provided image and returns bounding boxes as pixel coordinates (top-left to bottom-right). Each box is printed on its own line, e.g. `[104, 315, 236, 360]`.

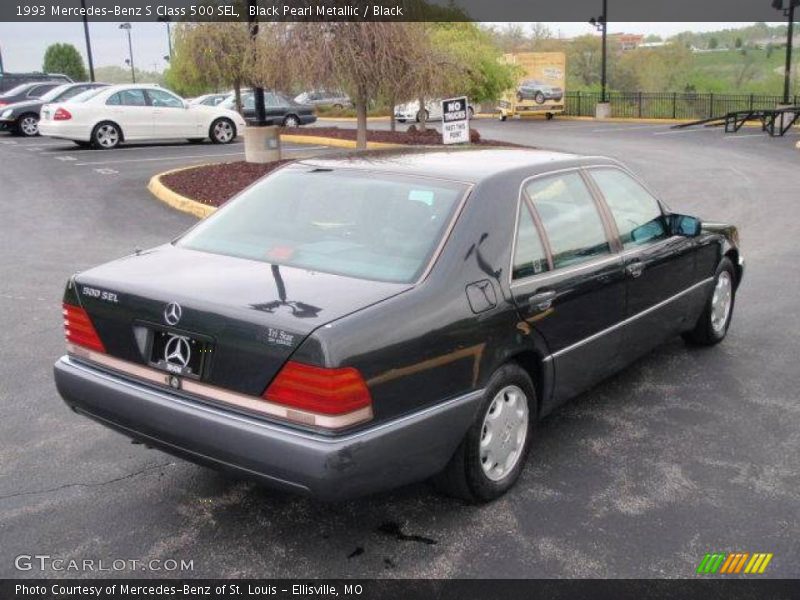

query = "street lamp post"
[157, 16, 173, 61]
[119, 22, 135, 83]
[80, 0, 95, 81]
[772, 0, 799, 105]
[589, 0, 608, 104]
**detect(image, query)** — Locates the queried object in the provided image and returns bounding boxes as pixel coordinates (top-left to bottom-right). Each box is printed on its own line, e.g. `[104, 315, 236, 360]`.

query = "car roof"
[295, 147, 614, 184]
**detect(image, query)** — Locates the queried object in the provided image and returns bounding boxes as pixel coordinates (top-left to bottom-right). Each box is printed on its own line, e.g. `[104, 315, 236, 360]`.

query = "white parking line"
[723, 133, 766, 140]
[590, 124, 665, 133]
[74, 152, 244, 166]
[653, 127, 717, 135]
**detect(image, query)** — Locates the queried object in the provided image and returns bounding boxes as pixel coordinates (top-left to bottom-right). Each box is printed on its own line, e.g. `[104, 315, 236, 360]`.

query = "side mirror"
[669, 214, 702, 237]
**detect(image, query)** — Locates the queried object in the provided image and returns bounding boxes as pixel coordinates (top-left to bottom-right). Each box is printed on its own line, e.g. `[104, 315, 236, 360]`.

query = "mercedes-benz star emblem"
[164, 335, 191, 369]
[164, 302, 182, 326]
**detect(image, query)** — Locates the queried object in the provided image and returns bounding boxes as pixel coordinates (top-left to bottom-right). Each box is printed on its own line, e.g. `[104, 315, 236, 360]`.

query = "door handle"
[625, 260, 645, 278]
[528, 290, 557, 312]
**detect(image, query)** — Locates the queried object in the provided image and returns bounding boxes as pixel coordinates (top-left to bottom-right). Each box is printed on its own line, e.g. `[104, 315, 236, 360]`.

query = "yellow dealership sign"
[499, 52, 566, 119]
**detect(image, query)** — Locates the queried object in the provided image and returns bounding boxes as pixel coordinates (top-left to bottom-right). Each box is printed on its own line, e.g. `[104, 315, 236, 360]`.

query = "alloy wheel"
[96, 124, 119, 148]
[214, 120, 234, 143]
[20, 116, 39, 136]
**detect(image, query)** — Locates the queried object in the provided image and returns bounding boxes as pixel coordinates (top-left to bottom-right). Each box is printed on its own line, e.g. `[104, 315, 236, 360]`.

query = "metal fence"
[564, 91, 800, 120]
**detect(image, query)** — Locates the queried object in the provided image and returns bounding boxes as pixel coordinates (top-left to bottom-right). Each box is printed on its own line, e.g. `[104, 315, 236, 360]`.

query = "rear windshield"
[1, 84, 32, 97]
[66, 87, 105, 103]
[177, 168, 467, 283]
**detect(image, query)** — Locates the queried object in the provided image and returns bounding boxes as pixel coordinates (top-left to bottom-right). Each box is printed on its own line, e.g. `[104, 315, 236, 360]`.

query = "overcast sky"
[0, 22, 782, 75]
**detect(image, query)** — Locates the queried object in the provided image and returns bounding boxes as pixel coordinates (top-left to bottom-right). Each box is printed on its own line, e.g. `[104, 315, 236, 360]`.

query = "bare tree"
[299, 22, 437, 149]
[168, 22, 250, 112]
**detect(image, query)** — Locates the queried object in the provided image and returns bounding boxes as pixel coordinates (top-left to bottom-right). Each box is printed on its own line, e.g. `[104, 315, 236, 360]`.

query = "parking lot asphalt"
[1, 121, 798, 579]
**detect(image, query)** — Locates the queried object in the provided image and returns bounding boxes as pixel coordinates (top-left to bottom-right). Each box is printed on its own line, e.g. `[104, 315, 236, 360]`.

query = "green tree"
[42, 43, 87, 81]
[708, 37, 718, 50]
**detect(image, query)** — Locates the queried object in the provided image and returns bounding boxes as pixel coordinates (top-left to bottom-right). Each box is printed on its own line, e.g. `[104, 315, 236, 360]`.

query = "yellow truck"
[498, 52, 566, 121]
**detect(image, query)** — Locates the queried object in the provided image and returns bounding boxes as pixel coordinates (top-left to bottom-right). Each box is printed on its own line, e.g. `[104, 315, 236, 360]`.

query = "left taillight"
[53, 107, 72, 121]
[63, 302, 105, 353]
[263, 361, 373, 427]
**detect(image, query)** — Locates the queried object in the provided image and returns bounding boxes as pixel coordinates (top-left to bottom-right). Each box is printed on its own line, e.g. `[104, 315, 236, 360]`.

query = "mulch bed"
[161, 126, 522, 207]
[161, 160, 293, 207]
[283, 125, 510, 146]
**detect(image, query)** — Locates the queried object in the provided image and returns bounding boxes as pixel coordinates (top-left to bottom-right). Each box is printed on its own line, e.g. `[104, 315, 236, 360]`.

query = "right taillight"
[63, 302, 105, 353]
[264, 361, 372, 422]
[53, 107, 72, 121]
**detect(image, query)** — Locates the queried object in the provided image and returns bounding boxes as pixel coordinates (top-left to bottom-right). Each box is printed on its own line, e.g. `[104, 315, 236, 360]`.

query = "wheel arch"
[723, 248, 743, 289]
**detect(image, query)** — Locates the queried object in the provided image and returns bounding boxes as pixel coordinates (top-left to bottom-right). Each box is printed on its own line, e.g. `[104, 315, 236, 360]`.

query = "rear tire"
[434, 363, 535, 503]
[534, 91, 546, 104]
[683, 257, 736, 346]
[91, 121, 121, 149]
[283, 114, 300, 128]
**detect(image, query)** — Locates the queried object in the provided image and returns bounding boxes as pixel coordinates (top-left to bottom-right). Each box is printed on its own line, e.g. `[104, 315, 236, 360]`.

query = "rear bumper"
[38, 121, 90, 141]
[54, 356, 481, 501]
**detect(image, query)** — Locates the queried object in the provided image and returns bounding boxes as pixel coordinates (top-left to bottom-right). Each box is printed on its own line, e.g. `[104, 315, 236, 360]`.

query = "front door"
[105, 88, 154, 139]
[586, 167, 698, 361]
[511, 170, 626, 406]
[147, 89, 199, 139]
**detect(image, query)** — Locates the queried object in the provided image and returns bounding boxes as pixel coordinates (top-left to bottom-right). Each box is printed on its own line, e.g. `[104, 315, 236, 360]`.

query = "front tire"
[435, 363, 535, 503]
[91, 121, 121, 149]
[17, 114, 40, 137]
[283, 114, 300, 128]
[209, 118, 235, 144]
[534, 91, 546, 104]
[683, 257, 736, 346]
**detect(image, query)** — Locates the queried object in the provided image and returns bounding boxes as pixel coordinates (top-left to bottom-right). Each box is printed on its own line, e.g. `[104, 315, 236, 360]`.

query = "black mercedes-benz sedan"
[54, 148, 743, 502]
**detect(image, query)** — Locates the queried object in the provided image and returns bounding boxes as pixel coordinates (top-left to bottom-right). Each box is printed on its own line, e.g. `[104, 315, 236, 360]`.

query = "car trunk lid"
[70, 244, 410, 396]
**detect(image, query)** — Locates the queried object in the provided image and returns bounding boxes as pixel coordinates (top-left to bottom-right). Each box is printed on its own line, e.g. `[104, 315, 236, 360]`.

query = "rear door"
[586, 167, 697, 360]
[105, 89, 154, 139]
[511, 170, 626, 404]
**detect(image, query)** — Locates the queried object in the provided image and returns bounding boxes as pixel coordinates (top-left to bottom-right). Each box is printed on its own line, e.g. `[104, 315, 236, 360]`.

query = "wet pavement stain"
[377, 521, 437, 545]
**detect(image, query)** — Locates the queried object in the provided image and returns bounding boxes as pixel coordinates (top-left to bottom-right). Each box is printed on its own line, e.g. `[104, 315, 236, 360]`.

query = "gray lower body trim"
[54, 356, 483, 501]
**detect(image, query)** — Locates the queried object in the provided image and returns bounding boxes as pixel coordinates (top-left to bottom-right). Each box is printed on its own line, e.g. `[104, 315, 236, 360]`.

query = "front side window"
[148, 89, 183, 108]
[526, 172, 611, 269]
[512, 203, 549, 279]
[177, 169, 467, 283]
[591, 168, 668, 249]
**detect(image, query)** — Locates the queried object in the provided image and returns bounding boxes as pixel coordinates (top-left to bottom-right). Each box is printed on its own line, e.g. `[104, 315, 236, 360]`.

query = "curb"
[147, 165, 217, 219]
[148, 135, 402, 218]
[281, 133, 401, 149]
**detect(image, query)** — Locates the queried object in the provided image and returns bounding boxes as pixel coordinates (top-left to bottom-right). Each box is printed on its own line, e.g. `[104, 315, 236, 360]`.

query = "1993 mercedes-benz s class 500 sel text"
[54, 148, 743, 502]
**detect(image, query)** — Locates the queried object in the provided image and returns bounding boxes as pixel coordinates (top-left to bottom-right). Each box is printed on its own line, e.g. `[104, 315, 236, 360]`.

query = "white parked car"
[39, 84, 247, 149]
[394, 99, 475, 123]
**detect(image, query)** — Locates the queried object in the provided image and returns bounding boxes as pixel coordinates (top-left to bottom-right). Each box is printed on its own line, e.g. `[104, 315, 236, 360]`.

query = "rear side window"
[512, 203, 549, 279]
[526, 172, 611, 269]
[177, 169, 467, 283]
[591, 168, 668, 249]
[107, 89, 147, 106]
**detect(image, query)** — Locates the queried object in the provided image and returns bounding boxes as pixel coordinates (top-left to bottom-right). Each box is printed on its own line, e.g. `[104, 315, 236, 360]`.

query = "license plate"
[149, 329, 210, 378]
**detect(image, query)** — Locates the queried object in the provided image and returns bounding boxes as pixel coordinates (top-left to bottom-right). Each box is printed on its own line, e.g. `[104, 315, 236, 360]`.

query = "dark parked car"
[0, 82, 108, 136]
[221, 90, 316, 127]
[0, 82, 66, 110]
[54, 148, 743, 502]
[0, 71, 72, 93]
[516, 79, 563, 104]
